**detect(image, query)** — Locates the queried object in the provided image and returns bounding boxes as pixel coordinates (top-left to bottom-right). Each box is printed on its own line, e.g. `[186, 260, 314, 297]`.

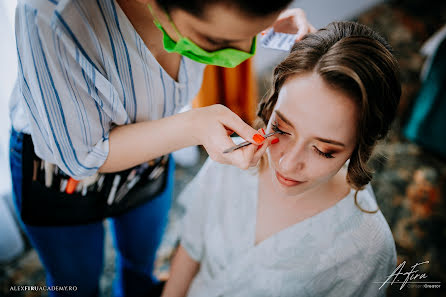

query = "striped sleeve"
[15, 3, 121, 179]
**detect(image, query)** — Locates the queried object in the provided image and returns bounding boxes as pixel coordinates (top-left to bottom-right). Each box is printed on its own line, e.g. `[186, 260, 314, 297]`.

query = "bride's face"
[265, 72, 359, 197]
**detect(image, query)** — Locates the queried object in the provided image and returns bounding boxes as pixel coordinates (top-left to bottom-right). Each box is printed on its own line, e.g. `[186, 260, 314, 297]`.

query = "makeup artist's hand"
[191, 104, 267, 170]
[248, 128, 274, 167]
[269, 8, 316, 41]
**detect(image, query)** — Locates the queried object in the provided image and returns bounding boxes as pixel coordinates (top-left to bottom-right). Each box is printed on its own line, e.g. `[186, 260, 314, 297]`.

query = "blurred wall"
[0, 0, 24, 262]
[0, 0, 17, 194]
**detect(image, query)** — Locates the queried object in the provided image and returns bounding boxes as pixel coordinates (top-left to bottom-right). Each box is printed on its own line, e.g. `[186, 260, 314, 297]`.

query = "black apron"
[19, 133, 168, 226]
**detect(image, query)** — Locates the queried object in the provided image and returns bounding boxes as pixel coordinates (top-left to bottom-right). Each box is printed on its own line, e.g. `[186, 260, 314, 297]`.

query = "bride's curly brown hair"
[255, 21, 401, 211]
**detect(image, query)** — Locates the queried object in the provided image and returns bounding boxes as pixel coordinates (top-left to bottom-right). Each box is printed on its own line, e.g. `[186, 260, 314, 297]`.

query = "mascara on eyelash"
[271, 123, 291, 135]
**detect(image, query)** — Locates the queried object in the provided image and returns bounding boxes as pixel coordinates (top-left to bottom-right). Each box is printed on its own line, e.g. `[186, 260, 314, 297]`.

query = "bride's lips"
[275, 171, 305, 187]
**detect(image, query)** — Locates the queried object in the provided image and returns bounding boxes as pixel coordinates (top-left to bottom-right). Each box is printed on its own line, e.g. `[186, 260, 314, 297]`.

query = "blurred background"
[1, 0, 445, 296]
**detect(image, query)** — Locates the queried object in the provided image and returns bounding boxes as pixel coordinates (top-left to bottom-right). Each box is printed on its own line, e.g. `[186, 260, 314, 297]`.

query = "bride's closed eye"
[313, 146, 335, 159]
[271, 119, 336, 158]
[271, 122, 291, 135]
[272, 121, 336, 159]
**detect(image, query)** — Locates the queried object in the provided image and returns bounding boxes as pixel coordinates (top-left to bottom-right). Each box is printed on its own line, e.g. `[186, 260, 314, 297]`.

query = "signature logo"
[376, 261, 441, 290]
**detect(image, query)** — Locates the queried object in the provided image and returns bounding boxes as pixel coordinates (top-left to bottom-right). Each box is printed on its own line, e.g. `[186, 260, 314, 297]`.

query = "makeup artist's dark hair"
[256, 21, 401, 211]
[155, 0, 292, 17]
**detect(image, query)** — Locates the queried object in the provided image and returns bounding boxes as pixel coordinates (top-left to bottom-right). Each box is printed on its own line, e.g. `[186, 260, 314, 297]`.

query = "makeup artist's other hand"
[270, 8, 316, 41]
[191, 104, 266, 170]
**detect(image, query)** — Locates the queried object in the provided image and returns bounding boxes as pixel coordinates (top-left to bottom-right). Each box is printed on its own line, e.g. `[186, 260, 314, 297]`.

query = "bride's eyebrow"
[315, 137, 345, 147]
[274, 110, 295, 129]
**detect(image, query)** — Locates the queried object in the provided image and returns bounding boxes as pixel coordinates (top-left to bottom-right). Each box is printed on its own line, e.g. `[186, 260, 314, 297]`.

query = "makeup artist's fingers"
[218, 106, 265, 146]
[236, 141, 260, 170]
[204, 125, 247, 164]
[244, 128, 270, 168]
[192, 105, 270, 169]
[250, 140, 270, 167]
[272, 8, 314, 41]
[270, 136, 280, 145]
[222, 129, 264, 170]
[309, 23, 317, 33]
[255, 128, 266, 152]
[293, 9, 312, 41]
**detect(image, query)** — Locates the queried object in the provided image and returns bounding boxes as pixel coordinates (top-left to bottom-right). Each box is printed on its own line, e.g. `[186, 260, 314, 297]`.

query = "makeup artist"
[9, 0, 314, 296]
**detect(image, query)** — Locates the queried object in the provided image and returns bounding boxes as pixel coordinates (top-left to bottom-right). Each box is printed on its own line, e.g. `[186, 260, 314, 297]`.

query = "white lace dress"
[178, 158, 397, 297]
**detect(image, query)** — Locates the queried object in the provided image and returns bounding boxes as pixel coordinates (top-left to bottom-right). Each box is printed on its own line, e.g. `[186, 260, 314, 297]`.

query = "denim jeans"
[9, 129, 174, 297]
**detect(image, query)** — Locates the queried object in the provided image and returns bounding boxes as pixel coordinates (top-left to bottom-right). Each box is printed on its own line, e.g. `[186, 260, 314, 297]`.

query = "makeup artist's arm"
[99, 104, 265, 173]
[161, 245, 199, 297]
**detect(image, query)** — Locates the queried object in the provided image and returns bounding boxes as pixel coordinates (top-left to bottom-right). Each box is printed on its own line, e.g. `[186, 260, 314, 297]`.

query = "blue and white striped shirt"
[9, 0, 205, 179]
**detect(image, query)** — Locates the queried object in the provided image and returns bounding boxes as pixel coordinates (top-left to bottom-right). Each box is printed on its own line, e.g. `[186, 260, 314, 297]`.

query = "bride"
[162, 21, 401, 297]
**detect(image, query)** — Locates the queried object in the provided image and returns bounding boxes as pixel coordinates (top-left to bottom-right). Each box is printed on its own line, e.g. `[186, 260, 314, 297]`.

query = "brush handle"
[222, 132, 277, 153]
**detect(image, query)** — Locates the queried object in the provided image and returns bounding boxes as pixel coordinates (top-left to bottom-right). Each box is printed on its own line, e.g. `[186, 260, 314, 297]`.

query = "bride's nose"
[278, 143, 306, 174]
